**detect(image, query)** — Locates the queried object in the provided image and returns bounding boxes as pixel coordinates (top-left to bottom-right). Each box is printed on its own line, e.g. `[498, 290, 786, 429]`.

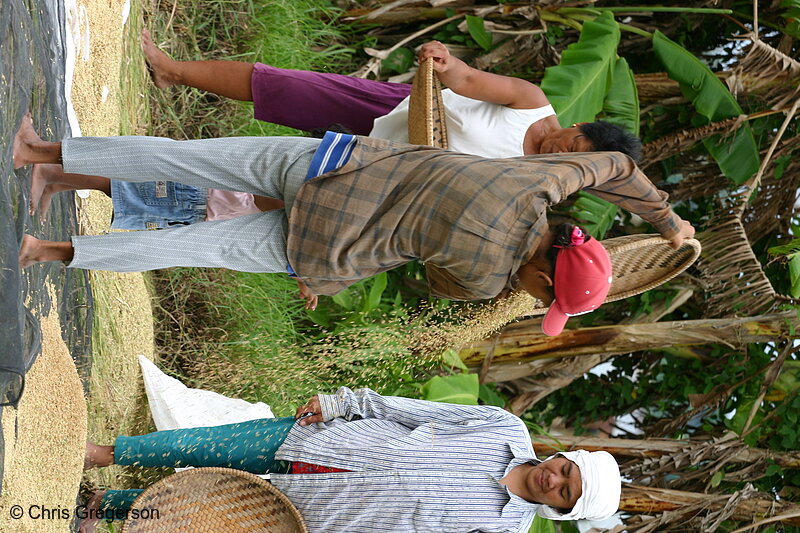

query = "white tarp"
[138, 355, 274, 431]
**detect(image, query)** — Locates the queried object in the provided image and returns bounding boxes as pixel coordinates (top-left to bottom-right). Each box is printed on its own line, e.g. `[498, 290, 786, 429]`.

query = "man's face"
[524, 457, 582, 511]
[539, 127, 594, 155]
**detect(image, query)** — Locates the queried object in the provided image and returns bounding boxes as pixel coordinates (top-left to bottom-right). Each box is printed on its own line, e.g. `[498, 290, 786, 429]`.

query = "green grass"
[153, 268, 448, 415]
[234, 0, 358, 137]
[119, 0, 150, 136]
[144, 0, 355, 140]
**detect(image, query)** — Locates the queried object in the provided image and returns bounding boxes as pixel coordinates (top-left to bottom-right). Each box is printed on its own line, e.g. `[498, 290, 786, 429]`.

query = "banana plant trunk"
[531, 435, 800, 468]
[620, 485, 800, 526]
[459, 312, 798, 382]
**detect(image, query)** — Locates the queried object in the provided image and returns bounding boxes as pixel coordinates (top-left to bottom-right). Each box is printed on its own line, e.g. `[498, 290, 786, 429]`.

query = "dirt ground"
[0, 1, 155, 531]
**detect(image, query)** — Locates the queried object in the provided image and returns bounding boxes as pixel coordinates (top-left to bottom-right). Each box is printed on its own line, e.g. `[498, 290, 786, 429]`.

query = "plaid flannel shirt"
[286, 136, 682, 300]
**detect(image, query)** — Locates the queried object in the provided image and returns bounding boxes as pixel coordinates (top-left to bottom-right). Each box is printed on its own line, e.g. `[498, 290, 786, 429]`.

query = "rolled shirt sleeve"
[321, 386, 516, 426]
[579, 152, 684, 240]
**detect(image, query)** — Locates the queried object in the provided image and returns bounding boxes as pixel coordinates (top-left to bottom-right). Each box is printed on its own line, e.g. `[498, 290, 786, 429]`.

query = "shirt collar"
[497, 444, 542, 518]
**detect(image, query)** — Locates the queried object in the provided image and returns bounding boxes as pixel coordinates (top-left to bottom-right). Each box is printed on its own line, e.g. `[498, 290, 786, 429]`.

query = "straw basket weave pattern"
[408, 57, 448, 149]
[121, 467, 308, 533]
[526, 234, 702, 316]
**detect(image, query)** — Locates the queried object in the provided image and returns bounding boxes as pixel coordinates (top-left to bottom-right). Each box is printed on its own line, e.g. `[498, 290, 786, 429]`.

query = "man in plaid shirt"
[17, 122, 695, 320]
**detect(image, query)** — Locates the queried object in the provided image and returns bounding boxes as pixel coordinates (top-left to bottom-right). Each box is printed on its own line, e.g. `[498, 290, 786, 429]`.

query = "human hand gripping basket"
[408, 57, 448, 149]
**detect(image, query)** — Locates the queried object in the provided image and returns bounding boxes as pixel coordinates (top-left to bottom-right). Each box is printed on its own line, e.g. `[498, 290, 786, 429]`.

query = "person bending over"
[14, 117, 694, 334]
[79, 386, 622, 533]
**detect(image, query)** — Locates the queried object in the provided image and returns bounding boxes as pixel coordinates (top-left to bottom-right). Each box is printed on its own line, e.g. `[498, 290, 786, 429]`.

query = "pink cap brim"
[542, 301, 570, 336]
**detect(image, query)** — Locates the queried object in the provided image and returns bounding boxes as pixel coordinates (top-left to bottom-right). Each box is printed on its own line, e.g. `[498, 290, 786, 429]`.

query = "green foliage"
[421, 373, 480, 404]
[779, 0, 800, 38]
[479, 383, 507, 408]
[568, 191, 619, 239]
[602, 57, 640, 136]
[538, 348, 745, 435]
[725, 396, 763, 437]
[768, 239, 800, 297]
[433, 9, 476, 47]
[651, 31, 760, 184]
[544, 24, 565, 46]
[305, 273, 395, 331]
[540, 11, 620, 127]
[441, 349, 469, 371]
[529, 515, 556, 533]
[466, 15, 493, 51]
[772, 361, 800, 395]
[382, 48, 415, 74]
[773, 154, 792, 180]
[555, 522, 580, 533]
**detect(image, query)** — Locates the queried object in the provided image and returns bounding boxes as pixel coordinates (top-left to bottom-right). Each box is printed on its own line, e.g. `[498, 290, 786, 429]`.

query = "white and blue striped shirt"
[306, 131, 358, 180]
[273, 387, 540, 533]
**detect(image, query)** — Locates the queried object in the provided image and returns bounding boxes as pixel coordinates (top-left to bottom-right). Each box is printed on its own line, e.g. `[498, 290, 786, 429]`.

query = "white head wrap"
[536, 450, 621, 521]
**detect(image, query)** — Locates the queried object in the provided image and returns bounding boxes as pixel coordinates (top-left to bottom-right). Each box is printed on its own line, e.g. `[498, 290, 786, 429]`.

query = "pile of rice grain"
[0, 284, 87, 533]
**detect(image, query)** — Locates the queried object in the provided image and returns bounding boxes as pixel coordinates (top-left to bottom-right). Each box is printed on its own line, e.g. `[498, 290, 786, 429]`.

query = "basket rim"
[408, 57, 447, 149]
[122, 467, 308, 533]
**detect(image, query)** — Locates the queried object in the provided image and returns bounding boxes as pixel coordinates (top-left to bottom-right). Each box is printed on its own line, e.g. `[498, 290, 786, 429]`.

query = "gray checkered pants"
[62, 136, 320, 272]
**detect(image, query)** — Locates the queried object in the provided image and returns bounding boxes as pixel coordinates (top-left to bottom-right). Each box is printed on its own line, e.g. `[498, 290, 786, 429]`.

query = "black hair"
[541, 223, 578, 302]
[546, 223, 578, 267]
[308, 123, 354, 138]
[578, 120, 643, 163]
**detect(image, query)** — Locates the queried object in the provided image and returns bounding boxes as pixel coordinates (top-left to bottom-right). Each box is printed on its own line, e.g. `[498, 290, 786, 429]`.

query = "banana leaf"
[652, 31, 760, 184]
[575, 56, 642, 235]
[421, 374, 479, 405]
[569, 190, 619, 239]
[529, 516, 556, 533]
[541, 11, 620, 127]
[602, 57, 640, 136]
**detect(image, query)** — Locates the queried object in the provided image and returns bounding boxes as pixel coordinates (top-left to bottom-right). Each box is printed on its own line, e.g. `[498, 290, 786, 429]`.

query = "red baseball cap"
[542, 227, 613, 336]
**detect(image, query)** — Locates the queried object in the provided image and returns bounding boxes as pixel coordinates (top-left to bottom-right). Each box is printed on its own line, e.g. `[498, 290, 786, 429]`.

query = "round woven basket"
[121, 467, 308, 533]
[408, 57, 448, 149]
[526, 234, 701, 316]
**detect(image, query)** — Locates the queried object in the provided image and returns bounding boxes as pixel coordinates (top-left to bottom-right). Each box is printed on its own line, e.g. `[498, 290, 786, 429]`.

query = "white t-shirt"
[370, 89, 556, 158]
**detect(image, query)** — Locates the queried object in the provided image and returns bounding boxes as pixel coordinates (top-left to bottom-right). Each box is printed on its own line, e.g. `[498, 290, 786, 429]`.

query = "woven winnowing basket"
[121, 467, 308, 533]
[525, 234, 702, 316]
[408, 57, 448, 149]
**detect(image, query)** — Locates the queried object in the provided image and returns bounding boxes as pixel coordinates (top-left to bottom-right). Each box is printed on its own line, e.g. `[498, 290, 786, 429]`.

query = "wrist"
[318, 393, 345, 421]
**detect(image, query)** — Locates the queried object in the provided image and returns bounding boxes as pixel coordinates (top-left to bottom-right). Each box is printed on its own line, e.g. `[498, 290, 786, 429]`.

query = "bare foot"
[19, 235, 42, 268]
[142, 29, 178, 88]
[30, 164, 72, 219]
[84, 441, 114, 470]
[18, 235, 74, 268]
[13, 113, 46, 169]
[78, 490, 106, 533]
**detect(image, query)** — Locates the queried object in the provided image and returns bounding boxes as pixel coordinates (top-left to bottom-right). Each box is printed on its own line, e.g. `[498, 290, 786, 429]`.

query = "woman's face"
[539, 127, 594, 155]
[523, 457, 583, 510]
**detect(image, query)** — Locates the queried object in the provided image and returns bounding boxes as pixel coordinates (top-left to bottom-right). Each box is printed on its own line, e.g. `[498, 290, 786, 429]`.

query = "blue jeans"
[110, 180, 208, 230]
